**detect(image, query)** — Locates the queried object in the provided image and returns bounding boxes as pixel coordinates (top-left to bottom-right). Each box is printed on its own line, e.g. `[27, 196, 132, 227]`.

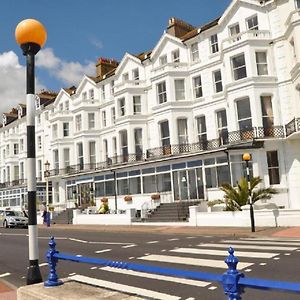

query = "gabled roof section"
[75, 75, 97, 95]
[150, 33, 185, 61]
[135, 50, 152, 61]
[114, 52, 143, 77]
[53, 87, 73, 106]
[218, 0, 262, 25]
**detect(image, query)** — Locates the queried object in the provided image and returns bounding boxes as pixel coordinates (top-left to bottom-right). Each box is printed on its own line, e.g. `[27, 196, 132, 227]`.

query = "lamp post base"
[27, 260, 42, 285]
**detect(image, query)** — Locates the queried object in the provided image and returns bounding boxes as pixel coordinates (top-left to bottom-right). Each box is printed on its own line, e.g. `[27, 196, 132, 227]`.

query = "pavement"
[2, 224, 300, 300]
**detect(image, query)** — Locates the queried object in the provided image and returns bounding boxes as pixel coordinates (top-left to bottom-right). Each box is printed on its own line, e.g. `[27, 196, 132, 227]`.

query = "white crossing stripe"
[69, 238, 88, 243]
[147, 241, 159, 244]
[101, 266, 210, 287]
[138, 254, 253, 270]
[222, 240, 300, 246]
[0, 272, 11, 278]
[70, 274, 181, 300]
[243, 237, 300, 242]
[168, 238, 179, 241]
[122, 244, 136, 248]
[38, 263, 48, 267]
[198, 243, 297, 251]
[170, 248, 279, 258]
[95, 249, 111, 254]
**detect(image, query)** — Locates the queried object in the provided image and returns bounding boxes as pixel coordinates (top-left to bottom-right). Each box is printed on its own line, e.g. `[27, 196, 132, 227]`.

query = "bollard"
[44, 236, 63, 287]
[222, 247, 244, 300]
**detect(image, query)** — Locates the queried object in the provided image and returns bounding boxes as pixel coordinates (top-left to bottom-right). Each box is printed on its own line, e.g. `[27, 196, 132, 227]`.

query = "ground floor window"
[267, 151, 280, 185]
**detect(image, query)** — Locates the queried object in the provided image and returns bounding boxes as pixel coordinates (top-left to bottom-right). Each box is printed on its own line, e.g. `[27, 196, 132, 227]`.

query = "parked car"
[0, 210, 28, 228]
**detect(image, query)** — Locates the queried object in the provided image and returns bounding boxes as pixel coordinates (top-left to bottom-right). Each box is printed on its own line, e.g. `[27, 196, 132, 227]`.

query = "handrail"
[44, 237, 300, 299]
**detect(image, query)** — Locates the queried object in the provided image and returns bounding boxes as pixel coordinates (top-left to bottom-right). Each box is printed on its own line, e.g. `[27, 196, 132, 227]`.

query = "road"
[0, 226, 300, 300]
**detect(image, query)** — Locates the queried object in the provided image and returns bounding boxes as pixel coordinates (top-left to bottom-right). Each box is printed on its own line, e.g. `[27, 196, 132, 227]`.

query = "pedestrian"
[42, 209, 48, 226]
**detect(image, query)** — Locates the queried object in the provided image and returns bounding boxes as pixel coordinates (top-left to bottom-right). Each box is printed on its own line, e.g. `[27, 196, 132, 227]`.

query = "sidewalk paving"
[0, 279, 17, 300]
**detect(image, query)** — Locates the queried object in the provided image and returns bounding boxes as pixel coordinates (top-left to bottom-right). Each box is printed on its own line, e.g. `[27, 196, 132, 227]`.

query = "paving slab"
[0, 279, 17, 300]
[17, 279, 143, 300]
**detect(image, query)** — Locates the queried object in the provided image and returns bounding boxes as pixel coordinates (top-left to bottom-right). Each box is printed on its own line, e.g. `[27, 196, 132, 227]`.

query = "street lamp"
[16, 19, 47, 285]
[243, 153, 255, 232]
[44, 161, 50, 207]
[112, 170, 118, 213]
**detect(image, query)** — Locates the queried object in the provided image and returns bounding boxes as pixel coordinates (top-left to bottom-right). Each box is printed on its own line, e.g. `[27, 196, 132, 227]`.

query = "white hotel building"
[0, 0, 300, 216]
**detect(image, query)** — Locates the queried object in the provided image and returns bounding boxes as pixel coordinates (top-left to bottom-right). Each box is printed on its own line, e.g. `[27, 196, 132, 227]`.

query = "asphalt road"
[0, 226, 300, 300]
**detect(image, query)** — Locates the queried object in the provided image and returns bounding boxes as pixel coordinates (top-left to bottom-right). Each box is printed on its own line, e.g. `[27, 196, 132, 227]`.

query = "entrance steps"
[144, 201, 200, 222]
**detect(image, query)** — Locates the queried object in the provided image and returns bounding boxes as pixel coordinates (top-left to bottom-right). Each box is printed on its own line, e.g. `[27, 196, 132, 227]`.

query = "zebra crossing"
[69, 237, 300, 300]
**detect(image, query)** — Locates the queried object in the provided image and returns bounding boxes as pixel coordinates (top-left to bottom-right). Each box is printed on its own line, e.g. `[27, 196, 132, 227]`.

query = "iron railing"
[45, 236, 300, 299]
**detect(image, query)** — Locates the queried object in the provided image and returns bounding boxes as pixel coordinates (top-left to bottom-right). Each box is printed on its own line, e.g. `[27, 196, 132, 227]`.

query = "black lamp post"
[112, 170, 117, 212]
[243, 153, 255, 232]
[16, 19, 47, 285]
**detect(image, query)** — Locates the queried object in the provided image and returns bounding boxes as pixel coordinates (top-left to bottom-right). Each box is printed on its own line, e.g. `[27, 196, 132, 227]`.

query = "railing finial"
[222, 247, 244, 300]
[44, 236, 63, 287]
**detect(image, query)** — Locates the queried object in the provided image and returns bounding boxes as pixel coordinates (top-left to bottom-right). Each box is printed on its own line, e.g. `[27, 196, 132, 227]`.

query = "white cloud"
[0, 51, 45, 118]
[36, 48, 95, 86]
[89, 36, 104, 49]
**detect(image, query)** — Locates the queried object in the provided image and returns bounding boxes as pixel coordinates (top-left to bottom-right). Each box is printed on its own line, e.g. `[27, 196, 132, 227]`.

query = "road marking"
[208, 286, 217, 290]
[284, 253, 291, 256]
[38, 263, 48, 267]
[95, 249, 111, 254]
[243, 237, 300, 242]
[70, 274, 181, 300]
[222, 239, 300, 246]
[161, 249, 167, 252]
[68, 273, 76, 276]
[39, 237, 68, 240]
[198, 243, 297, 251]
[122, 244, 136, 248]
[168, 238, 179, 241]
[101, 266, 210, 287]
[171, 248, 278, 259]
[129, 257, 135, 259]
[186, 237, 196, 239]
[0, 272, 10, 278]
[273, 257, 280, 260]
[89, 241, 132, 245]
[76, 255, 82, 257]
[244, 269, 252, 272]
[147, 241, 159, 244]
[138, 254, 253, 270]
[90, 267, 97, 270]
[185, 298, 195, 300]
[69, 238, 88, 243]
[259, 263, 267, 266]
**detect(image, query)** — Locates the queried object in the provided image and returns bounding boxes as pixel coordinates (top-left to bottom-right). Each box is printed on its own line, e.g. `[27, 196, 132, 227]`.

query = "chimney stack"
[167, 17, 195, 38]
[96, 58, 119, 79]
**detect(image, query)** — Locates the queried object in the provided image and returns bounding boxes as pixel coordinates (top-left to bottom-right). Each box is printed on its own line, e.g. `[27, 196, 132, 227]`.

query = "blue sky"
[0, 0, 231, 115]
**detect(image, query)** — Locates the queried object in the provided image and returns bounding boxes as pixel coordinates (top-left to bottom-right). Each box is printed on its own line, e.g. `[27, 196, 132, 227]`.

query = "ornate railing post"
[222, 247, 244, 300]
[44, 236, 63, 287]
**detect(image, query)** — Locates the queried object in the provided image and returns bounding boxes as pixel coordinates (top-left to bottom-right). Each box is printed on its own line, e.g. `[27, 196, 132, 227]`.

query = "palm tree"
[220, 176, 278, 211]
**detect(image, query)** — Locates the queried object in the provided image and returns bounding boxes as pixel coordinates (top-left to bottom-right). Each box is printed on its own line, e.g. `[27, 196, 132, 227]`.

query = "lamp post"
[44, 161, 50, 207]
[243, 153, 255, 233]
[16, 19, 47, 285]
[112, 170, 117, 213]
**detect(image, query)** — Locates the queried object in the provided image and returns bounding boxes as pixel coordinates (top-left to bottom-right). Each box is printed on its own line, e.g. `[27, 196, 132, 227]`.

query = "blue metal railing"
[44, 237, 300, 299]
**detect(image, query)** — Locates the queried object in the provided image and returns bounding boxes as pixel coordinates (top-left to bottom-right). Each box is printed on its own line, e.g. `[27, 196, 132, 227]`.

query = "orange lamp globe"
[15, 19, 47, 47]
[242, 153, 251, 161]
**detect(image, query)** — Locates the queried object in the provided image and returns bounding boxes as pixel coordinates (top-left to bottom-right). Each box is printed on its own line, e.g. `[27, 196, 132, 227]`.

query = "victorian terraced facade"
[1, 0, 300, 214]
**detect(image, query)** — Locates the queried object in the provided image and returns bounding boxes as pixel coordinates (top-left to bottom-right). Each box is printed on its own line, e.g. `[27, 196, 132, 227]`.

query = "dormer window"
[159, 55, 167, 66]
[59, 103, 63, 111]
[172, 49, 180, 63]
[191, 43, 199, 62]
[123, 73, 129, 82]
[82, 92, 87, 100]
[210, 34, 219, 54]
[35, 95, 40, 109]
[89, 89, 94, 99]
[132, 68, 139, 81]
[247, 15, 258, 30]
[65, 101, 69, 111]
[110, 80, 115, 95]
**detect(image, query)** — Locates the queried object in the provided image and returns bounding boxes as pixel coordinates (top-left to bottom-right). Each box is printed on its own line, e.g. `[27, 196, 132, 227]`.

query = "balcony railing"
[40, 122, 298, 178]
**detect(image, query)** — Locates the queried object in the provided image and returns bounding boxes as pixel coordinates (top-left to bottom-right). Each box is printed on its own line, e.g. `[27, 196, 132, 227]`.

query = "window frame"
[232, 53, 247, 81]
[213, 69, 223, 93]
[256, 51, 268, 75]
[174, 79, 185, 100]
[191, 42, 199, 62]
[171, 49, 180, 63]
[210, 34, 219, 54]
[88, 113, 95, 129]
[267, 150, 280, 185]
[157, 81, 167, 104]
[193, 75, 203, 99]
[133, 96, 142, 115]
[247, 15, 258, 30]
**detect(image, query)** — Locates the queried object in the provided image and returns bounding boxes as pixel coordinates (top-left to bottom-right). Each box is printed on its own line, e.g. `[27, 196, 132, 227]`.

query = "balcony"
[45, 121, 300, 178]
[222, 30, 271, 49]
[114, 80, 146, 94]
[151, 62, 189, 77]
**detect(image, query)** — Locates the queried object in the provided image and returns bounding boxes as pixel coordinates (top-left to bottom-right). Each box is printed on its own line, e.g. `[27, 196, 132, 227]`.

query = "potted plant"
[124, 195, 132, 202]
[151, 193, 160, 200]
